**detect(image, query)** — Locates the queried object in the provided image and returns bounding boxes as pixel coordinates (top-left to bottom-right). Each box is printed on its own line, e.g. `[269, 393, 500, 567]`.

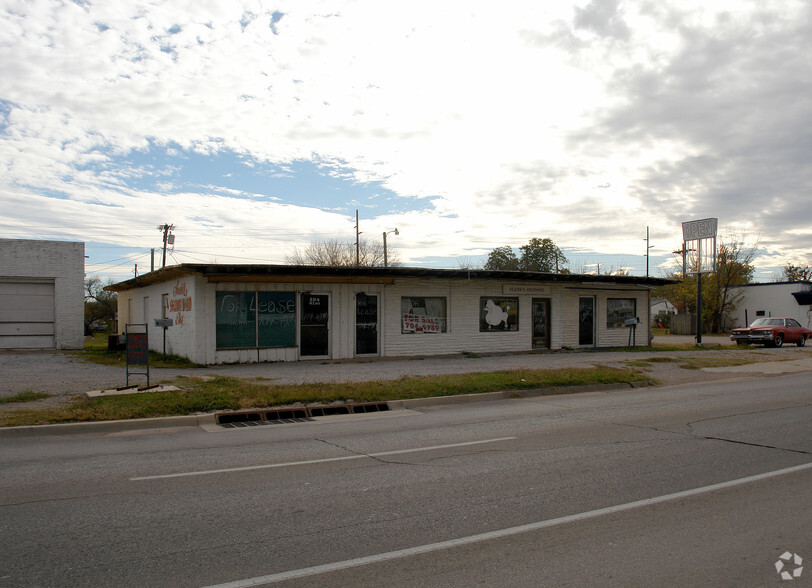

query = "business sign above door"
[502, 285, 549, 295]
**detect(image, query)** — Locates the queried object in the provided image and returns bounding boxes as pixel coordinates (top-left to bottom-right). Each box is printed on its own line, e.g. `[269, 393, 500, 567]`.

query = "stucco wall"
[0, 238, 84, 349]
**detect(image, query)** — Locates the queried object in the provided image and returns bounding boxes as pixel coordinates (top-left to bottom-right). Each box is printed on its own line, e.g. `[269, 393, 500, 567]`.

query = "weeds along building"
[106, 264, 674, 365]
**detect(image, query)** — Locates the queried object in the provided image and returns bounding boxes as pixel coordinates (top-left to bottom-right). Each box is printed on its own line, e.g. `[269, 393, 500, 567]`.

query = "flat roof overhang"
[791, 291, 812, 305]
[106, 263, 677, 292]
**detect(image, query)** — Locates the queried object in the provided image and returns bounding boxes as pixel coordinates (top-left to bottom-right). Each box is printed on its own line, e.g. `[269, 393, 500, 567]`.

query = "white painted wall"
[116, 275, 203, 360]
[115, 273, 653, 364]
[729, 282, 812, 329]
[0, 239, 84, 349]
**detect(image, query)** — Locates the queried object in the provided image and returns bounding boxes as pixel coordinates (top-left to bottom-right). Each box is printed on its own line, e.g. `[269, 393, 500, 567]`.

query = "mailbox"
[154, 318, 174, 328]
[624, 317, 640, 327]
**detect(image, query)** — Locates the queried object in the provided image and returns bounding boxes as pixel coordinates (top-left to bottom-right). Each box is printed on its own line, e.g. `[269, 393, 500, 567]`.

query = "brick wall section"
[0, 239, 85, 349]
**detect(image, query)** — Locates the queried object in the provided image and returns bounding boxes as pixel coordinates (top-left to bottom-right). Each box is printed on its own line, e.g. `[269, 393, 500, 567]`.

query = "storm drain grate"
[215, 403, 389, 428]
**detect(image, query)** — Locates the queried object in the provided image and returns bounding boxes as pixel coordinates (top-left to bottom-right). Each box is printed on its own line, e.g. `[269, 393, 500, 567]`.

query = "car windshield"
[750, 318, 784, 327]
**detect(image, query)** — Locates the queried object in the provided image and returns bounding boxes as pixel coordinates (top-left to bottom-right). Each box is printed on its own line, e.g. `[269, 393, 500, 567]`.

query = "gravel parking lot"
[2, 338, 809, 399]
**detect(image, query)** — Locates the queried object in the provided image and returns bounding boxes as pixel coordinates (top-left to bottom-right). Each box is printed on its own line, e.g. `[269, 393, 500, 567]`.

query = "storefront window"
[216, 291, 296, 348]
[480, 297, 518, 331]
[401, 297, 447, 333]
[606, 298, 636, 329]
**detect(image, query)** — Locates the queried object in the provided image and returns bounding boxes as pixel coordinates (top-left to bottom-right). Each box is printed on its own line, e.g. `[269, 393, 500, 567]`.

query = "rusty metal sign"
[125, 323, 149, 387]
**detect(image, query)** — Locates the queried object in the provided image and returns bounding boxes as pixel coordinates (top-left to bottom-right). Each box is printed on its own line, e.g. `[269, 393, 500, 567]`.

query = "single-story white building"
[106, 264, 674, 365]
[0, 238, 85, 349]
[728, 281, 812, 329]
[651, 298, 678, 319]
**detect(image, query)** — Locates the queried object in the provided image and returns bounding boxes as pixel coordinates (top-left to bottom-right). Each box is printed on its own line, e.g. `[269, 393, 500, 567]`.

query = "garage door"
[0, 280, 56, 348]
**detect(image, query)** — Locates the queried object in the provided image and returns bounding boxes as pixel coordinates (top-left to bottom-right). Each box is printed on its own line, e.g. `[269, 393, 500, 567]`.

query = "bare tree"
[456, 256, 482, 270]
[84, 276, 117, 334]
[286, 238, 399, 267]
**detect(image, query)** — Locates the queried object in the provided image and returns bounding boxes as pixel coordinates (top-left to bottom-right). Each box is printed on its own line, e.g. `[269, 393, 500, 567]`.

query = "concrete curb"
[392, 380, 654, 409]
[0, 413, 216, 438]
[0, 380, 654, 438]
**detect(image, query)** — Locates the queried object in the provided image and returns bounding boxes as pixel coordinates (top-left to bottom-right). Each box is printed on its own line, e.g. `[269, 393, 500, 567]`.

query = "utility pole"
[672, 244, 696, 278]
[645, 226, 654, 277]
[151, 248, 155, 272]
[157, 224, 175, 268]
[354, 211, 361, 266]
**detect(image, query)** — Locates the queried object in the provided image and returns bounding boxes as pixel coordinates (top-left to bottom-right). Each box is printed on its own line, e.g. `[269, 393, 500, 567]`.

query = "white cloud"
[0, 0, 809, 280]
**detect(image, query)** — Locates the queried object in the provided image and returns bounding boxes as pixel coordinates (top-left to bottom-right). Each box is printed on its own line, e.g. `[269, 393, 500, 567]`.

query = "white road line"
[130, 437, 517, 481]
[203, 461, 812, 588]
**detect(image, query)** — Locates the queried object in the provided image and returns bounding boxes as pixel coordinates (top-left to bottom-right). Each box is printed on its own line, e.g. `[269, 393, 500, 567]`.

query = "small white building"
[107, 264, 673, 365]
[0, 238, 85, 349]
[651, 298, 678, 319]
[728, 281, 812, 329]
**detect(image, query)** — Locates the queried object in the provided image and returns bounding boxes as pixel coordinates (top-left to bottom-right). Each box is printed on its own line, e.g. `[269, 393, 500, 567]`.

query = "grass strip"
[0, 366, 650, 427]
[0, 391, 50, 405]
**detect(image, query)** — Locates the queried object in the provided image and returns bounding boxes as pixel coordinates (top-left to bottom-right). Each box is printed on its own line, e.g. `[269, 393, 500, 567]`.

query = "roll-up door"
[0, 280, 56, 348]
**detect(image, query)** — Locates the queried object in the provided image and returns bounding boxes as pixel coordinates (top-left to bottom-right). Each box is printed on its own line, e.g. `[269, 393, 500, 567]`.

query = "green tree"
[519, 238, 568, 272]
[483, 246, 519, 270]
[483, 239, 568, 272]
[782, 263, 812, 281]
[84, 277, 117, 334]
[654, 237, 756, 333]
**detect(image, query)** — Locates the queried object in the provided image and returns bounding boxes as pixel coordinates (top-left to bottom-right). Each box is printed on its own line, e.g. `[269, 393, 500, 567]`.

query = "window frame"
[401, 296, 448, 334]
[216, 290, 297, 349]
[606, 298, 637, 329]
[479, 297, 519, 332]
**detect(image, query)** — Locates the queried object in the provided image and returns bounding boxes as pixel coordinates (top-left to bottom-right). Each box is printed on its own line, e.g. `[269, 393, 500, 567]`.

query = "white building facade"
[0, 238, 85, 349]
[108, 265, 673, 365]
[728, 281, 812, 329]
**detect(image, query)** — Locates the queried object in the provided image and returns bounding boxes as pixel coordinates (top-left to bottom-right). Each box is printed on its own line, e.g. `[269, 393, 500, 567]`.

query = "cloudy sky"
[1, 0, 810, 282]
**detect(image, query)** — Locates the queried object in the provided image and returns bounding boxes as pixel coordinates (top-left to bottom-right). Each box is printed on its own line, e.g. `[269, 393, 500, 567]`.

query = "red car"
[730, 317, 811, 347]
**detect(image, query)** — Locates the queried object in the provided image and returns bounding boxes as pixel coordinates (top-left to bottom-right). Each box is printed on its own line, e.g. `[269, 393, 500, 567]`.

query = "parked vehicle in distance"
[730, 317, 810, 347]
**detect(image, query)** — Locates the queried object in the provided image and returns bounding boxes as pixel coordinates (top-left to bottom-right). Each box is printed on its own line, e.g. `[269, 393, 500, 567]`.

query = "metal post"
[355, 210, 360, 266]
[696, 271, 703, 346]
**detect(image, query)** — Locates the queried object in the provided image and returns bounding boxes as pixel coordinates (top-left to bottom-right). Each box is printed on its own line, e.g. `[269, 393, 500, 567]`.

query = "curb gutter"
[0, 380, 654, 438]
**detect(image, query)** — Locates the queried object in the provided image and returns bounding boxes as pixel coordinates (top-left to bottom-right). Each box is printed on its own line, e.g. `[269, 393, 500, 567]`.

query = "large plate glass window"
[606, 298, 636, 329]
[479, 297, 518, 331]
[258, 292, 296, 347]
[401, 297, 447, 333]
[216, 291, 296, 349]
[216, 292, 257, 349]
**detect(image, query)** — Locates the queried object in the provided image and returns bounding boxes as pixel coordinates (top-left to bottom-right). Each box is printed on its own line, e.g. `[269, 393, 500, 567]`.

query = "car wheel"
[773, 334, 783, 348]
[798, 335, 807, 347]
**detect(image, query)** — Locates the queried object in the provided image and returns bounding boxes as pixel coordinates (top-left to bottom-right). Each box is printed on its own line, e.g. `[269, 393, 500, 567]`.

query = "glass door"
[355, 293, 379, 355]
[532, 298, 550, 349]
[300, 293, 330, 357]
[578, 296, 595, 346]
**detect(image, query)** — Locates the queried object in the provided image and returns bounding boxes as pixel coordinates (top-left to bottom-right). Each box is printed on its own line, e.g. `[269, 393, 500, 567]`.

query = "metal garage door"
[0, 280, 56, 348]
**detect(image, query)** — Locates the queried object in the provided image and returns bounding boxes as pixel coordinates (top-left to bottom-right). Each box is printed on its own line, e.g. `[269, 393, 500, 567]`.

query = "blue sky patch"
[83, 141, 435, 216]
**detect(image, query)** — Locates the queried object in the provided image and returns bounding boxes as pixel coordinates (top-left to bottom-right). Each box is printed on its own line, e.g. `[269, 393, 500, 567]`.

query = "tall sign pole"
[681, 218, 718, 346]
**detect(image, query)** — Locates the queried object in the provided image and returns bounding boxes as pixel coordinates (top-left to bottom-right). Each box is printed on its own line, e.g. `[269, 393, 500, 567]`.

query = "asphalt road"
[1, 372, 810, 587]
